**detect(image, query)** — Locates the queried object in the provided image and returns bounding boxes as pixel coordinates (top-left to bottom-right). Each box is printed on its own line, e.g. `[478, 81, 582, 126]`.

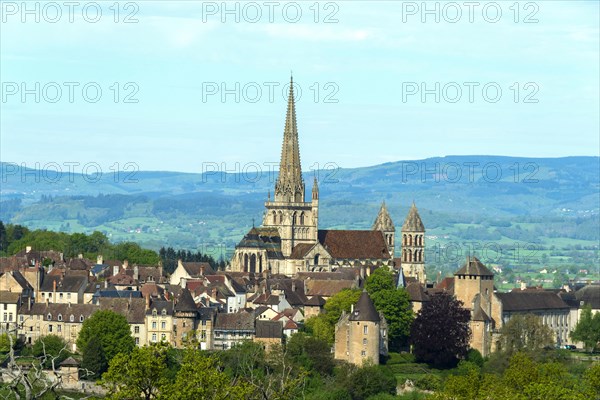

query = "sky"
[1, 0, 599, 174]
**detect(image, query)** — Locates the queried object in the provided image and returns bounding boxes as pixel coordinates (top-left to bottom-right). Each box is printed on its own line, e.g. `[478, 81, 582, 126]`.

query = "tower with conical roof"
[334, 291, 387, 365]
[372, 201, 395, 257]
[401, 202, 426, 284]
[262, 77, 319, 262]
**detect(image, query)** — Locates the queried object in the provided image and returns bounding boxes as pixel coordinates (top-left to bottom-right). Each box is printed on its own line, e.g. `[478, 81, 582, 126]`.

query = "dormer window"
[79, 315, 84, 322]
[161, 309, 167, 317]
[152, 309, 157, 317]
[58, 314, 62, 321]
[70, 315, 74, 322]
[47, 314, 52, 321]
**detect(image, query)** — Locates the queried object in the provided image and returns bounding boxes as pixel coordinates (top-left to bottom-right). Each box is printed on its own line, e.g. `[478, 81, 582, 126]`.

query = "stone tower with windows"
[372, 201, 395, 257]
[401, 202, 426, 284]
[334, 291, 387, 366]
[262, 77, 319, 257]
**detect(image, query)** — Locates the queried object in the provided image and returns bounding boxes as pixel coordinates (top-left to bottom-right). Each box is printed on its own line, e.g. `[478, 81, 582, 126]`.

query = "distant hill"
[1, 156, 598, 280]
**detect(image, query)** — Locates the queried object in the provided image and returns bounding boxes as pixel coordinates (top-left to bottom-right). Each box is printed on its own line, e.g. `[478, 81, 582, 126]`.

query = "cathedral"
[230, 77, 426, 281]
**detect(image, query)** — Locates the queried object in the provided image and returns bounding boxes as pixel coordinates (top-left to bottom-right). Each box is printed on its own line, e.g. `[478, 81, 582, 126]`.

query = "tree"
[286, 332, 334, 376]
[364, 267, 395, 293]
[499, 314, 554, 354]
[570, 304, 600, 352]
[335, 363, 396, 400]
[410, 292, 471, 368]
[0, 221, 7, 254]
[81, 335, 107, 380]
[305, 289, 361, 344]
[102, 344, 169, 400]
[364, 268, 414, 351]
[32, 335, 71, 369]
[77, 310, 135, 363]
[163, 348, 252, 400]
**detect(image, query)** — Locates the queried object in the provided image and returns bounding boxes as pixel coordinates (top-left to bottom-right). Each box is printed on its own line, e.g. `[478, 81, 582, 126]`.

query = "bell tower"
[372, 201, 395, 257]
[401, 202, 426, 284]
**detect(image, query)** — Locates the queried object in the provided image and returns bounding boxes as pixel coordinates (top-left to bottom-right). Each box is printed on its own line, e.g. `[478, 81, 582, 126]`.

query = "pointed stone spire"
[372, 201, 394, 231]
[402, 202, 424, 232]
[312, 176, 319, 200]
[275, 75, 305, 203]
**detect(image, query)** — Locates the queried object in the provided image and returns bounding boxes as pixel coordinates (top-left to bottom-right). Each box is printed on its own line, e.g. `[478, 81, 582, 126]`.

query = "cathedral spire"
[275, 76, 305, 203]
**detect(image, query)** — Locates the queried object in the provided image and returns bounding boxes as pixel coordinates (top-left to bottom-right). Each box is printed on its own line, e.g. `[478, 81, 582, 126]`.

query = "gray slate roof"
[497, 291, 569, 312]
[349, 291, 380, 322]
[454, 257, 494, 277]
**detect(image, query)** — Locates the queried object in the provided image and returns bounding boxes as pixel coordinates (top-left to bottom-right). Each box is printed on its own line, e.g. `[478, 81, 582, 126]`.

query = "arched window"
[314, 254, 320, 266]
[58, 314, 62, 322]
[292, 212, 297, 225]
[47, 314, 52, 321]
[407, 249, 413, 262]
[79, 315, 84, 322]
[272, 211, 277, 224]
[278, 212, 283, 224]
[300, 212, 305, 225]
[161, 309, 167, 316]
[70, 315, 74, 322]
[408, 234, 413, 246]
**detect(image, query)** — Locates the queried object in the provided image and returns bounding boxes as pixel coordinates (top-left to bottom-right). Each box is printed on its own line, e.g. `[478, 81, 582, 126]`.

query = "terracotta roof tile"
[318, 230, 390, 260]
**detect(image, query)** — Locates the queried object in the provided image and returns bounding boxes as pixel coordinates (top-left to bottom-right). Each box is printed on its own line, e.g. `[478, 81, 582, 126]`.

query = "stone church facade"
[230, 78, 426, 279]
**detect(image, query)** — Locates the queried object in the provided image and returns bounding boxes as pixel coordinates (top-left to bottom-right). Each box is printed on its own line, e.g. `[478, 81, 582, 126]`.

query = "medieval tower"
[334, 291, 387, 366]
[401, 202, 426, 284]
[372, 201, 395, 258]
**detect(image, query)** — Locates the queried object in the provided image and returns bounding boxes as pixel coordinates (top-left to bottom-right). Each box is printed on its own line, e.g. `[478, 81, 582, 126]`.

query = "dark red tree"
[410, 292, 471, 368]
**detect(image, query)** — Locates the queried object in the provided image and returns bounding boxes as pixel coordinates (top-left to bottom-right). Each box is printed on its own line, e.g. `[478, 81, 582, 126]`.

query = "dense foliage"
[304, 288, 361, 343]
[499, 314, 554, 354]
[433, 352, 599, 400]
[31, 335, 71, 369]
[570, 305, 600, 352]
[81, 335, 108, 380]
[410, 292, 471, 368]
[159, 246, 219, 274]
[77, 310, 135, 363]
[365, 268, 414, 351]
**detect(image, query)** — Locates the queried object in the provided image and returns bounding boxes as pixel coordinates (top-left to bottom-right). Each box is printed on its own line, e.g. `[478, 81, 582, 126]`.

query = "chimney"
[104, 280, 108, 289]
[26, 246, 32, 253]
[180, 277, 187, 289]
[134, 265, 139, 281]
[78, 253, 83, 259]
[123, 260, 129, 269]
[97, 255, 103, 265]
[292, 280, 296, 292]
[145, 294, 150, 310]
[113, 265, 119, 276]
[53, 279, 57, 302]
[351, 304, 354, 313]
[520, 281, 526, 291]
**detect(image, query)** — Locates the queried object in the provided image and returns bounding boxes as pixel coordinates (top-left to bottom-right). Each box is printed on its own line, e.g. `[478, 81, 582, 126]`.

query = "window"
[363, 325, 368, 335]
[161, 309, 167, 316]
[361, 351, 366, 356]
[59, 293, 63, 300]
[8, 313, 12, 322]
[201, 330, 206, 340]
[49, 325, 53, 332]
[152, 333, 157, 342]
[134, 326, 140, 334]
[2, 314, 6, 322]
[70, 315, 74, 322]
[47, 314, 52, 321]
[67, 293, 71, 299]
[161, 321, 166, 330]
[161, 334, 166, 340]
[58, 314, 62, 321]
[152, 322, 157, 329]
[363, 338, 367, 345]
[135, 337, 139, 345]
[202, 320, 206, 326]
[79, 315, 84, 322]
[19, 315, 24, 323]
[152, 309, 157, 317]
[57, 325, 62, 333]
[3, 304, 6, 310]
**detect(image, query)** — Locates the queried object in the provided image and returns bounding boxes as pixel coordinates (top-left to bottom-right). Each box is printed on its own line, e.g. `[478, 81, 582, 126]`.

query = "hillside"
[1, 156, 598, 284]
